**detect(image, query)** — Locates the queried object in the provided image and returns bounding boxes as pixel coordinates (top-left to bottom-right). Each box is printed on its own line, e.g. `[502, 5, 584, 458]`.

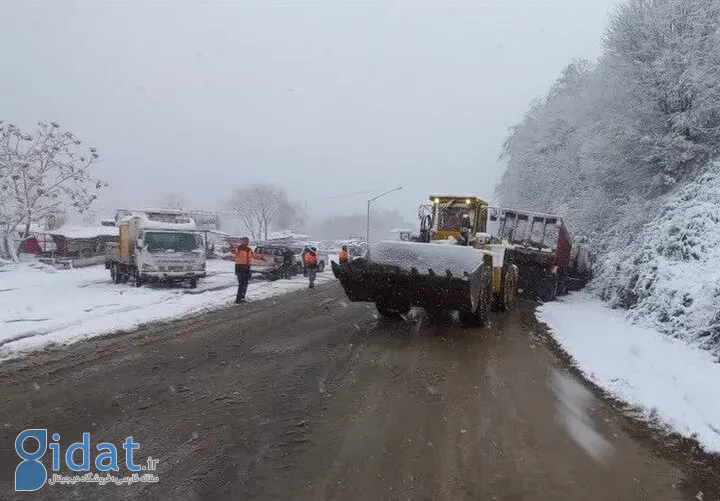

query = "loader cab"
[428, 196, 489, 242]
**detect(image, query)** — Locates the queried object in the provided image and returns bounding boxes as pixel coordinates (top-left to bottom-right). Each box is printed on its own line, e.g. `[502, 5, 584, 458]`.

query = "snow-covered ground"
[538, 292, 720, 454]
[0, 258, 335, 361]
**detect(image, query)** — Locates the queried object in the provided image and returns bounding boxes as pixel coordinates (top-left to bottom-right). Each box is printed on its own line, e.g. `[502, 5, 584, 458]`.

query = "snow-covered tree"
[0, 121, 105, 260]
[275, 200, 306, 231]
[496, 0, 720, 354]
[161, 194, 187, 210]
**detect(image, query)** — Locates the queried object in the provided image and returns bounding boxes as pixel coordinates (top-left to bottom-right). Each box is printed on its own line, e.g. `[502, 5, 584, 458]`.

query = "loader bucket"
[332, 241, 491, 314]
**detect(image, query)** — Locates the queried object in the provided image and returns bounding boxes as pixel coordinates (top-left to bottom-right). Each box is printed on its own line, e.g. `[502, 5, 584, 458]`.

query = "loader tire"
[376, 302, 409, 320]
[462, 266, 493, 326]
[494, 264, 519, 312]
[459, 296, 491, 325]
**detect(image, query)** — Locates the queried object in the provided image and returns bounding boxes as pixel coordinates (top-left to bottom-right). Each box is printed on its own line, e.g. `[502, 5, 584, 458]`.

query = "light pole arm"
[366, 186, 402, 245]
[368, 186, 403, 204]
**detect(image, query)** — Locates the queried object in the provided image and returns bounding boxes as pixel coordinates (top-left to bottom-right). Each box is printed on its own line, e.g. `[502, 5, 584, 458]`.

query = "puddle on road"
[551, 369, 615, 464]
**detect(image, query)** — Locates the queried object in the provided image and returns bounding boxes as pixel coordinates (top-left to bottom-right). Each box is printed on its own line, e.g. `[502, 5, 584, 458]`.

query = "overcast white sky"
[0, 1, 616, 223]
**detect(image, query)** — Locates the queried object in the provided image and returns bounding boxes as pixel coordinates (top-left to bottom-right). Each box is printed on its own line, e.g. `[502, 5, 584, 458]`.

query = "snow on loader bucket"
[331, 240, 514, 324]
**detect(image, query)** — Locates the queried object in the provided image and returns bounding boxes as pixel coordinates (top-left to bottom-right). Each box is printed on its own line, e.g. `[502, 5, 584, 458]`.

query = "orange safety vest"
[234, 246, 254, 265]
[303, 252, 318, 266]
[338, 249, 349, 262]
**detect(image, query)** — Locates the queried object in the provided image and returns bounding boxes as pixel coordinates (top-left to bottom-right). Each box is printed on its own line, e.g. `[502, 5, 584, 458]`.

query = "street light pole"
[366, 186, 403, 245]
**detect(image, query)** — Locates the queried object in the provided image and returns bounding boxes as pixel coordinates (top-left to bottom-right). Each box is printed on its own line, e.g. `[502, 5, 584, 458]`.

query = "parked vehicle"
[252, 245, 303, 280]
[105, 212, 206, 288]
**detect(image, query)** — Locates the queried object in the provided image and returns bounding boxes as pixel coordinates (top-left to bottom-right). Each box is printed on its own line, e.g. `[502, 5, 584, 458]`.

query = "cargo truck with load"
[494, 208, 592, 302]
[105, 212, 206, 288]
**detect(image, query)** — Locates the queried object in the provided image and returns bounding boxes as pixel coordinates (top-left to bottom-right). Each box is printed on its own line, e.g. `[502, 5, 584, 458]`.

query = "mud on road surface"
[0, 283, 714, 500]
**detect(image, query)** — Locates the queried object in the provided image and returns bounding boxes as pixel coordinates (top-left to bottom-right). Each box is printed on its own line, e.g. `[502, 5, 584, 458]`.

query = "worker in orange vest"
[338, 245, 349, 264]
[233, 237, 261, 303]
[303, 246, 319, 288]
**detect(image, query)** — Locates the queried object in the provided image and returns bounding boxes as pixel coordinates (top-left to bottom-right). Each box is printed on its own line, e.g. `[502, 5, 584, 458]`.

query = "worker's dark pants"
[235, 264, 251, 301]
[307, 265, 317, 288]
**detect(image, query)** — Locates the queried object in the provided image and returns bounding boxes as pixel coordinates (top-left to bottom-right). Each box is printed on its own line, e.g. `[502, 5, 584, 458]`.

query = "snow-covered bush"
[496, 0, 720, 355]
[593, 163, 720, 354]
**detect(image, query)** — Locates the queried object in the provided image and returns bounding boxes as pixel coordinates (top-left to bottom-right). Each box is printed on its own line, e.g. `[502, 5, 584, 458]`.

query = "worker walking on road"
[303, 246, 319, 288]
[233, 237, 258, 303]
[301, 246, 310, 276]
[338, 245, 349, 265]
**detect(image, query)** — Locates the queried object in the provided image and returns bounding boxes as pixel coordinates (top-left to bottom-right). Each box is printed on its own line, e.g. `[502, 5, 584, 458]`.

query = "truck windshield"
[144, 232, 202, 252]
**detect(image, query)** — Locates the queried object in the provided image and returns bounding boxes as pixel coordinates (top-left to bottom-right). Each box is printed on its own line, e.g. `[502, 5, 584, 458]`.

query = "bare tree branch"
[225, 183, 295, 243]
[0, 121, 105, 260]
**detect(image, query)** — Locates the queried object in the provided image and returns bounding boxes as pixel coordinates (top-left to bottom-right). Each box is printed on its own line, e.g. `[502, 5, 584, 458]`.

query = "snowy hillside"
[497, 0, 720, 355]
[593, 163, 720, 353]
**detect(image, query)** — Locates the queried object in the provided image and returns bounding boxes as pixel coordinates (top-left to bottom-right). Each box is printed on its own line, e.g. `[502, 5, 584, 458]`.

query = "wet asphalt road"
[0, 282, 714, 500]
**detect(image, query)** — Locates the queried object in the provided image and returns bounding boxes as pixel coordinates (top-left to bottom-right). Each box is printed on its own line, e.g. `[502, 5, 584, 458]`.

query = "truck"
[494, 208, 592, 301]
[105, 212, 206, 288]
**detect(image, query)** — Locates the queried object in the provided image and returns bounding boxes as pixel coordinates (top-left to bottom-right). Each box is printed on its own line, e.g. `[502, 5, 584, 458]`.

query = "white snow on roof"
[118, 215, 197, 231]
[265, 230, 309, 241]
[46, 226, 119, 239]
[118, 207, 187, 215]
[12, 223, 44, 234]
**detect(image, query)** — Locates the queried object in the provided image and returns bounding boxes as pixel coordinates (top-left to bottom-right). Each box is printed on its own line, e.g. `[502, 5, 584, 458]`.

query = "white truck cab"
[106, 212, 206, 288]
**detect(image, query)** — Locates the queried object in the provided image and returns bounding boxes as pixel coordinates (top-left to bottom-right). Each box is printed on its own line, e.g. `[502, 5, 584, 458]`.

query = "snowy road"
[0, 259, 334, 360]
[0, 284, 715, 500]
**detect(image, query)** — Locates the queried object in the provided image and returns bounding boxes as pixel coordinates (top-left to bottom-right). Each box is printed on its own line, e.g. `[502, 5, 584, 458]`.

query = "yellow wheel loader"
[331, 195, 519, 324]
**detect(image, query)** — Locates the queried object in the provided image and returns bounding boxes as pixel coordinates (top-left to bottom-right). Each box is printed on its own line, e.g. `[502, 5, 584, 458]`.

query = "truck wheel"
[189, 278, 198, 289]
[318, 261, 325, 273]
[557, 276, 569, 296]
[134, 269, 143, 288]
[542, 275, 558, 302]
[112, 264, 123, 284]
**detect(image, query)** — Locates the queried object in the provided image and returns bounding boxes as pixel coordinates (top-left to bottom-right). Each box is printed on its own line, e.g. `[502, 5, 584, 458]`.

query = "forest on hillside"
[496, 0, 720, 354]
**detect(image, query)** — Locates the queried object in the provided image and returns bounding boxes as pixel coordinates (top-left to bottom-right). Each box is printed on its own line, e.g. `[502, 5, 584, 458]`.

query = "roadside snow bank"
[538, 292, 720, 454]
[593, 162, 720, 356]
[0, 260, 334, 361]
